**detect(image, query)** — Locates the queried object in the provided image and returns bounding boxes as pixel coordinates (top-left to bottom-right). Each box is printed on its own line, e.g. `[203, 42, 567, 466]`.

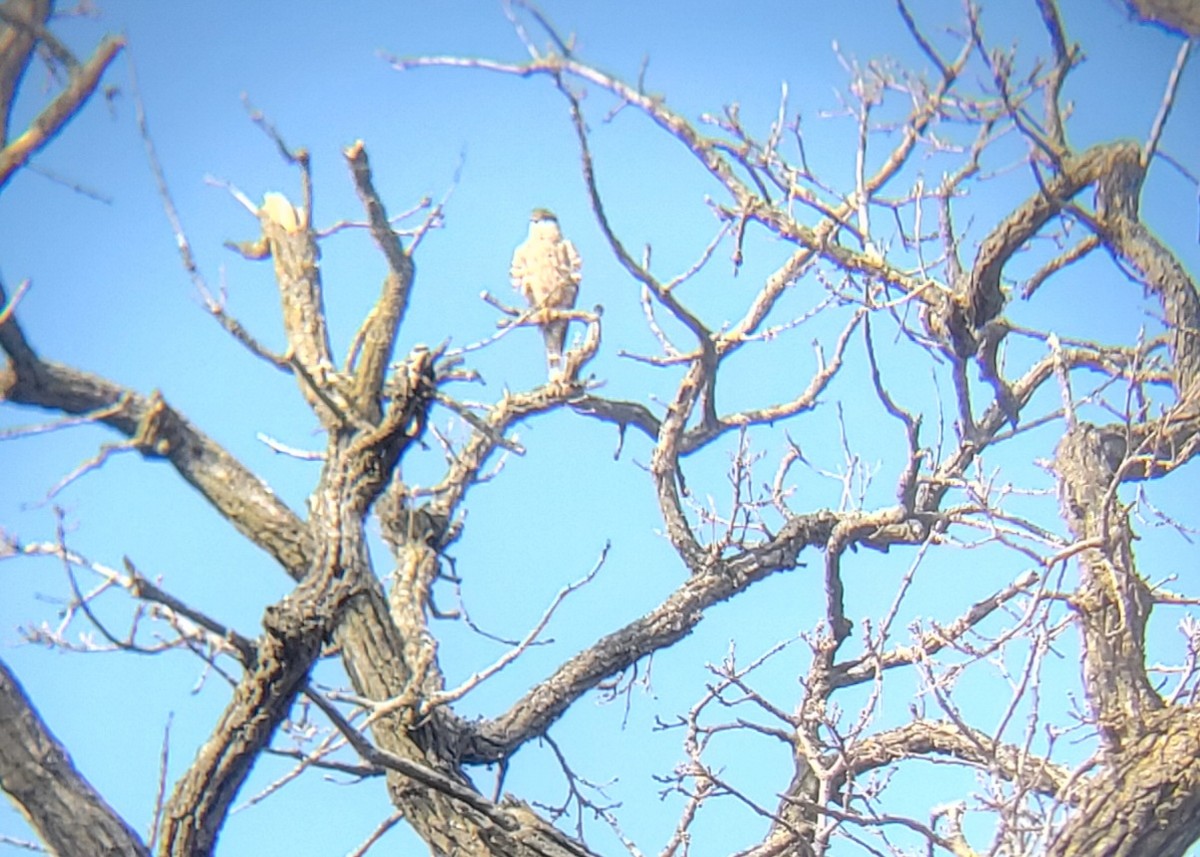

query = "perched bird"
[510, 208, 582, 376]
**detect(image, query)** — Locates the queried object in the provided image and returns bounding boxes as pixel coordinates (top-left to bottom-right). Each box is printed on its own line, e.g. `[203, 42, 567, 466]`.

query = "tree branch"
[0, 14, 123, 190]
[0, 657, 149, 856]
[0, 303, 311, 575]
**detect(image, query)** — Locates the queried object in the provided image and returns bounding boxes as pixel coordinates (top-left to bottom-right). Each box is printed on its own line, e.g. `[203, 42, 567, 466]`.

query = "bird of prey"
[510, 208, 582, 376]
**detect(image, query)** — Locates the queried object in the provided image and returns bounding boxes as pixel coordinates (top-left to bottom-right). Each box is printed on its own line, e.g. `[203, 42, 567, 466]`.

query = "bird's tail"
[542, 320, 567, 376]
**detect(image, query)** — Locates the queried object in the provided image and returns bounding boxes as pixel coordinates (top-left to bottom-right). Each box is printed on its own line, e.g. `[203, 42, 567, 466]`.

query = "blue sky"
[2, 1, 1198, 854]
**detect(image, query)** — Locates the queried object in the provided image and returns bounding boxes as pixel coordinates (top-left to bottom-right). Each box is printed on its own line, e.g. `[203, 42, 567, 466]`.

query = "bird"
[510, 208, 582, 377]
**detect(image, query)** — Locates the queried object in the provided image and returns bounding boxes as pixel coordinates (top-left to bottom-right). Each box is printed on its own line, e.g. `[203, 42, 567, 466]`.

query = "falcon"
[510, 208, 582, 376]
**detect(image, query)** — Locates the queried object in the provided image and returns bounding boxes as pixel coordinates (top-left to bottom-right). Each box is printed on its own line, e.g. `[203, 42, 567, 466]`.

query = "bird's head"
[528, 207, 562, 239]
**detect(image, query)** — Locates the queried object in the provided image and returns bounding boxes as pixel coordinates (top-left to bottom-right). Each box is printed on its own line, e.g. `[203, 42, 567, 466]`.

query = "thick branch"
[160, 588, 331, 854]
[0, 0, 49, 147]
[453, 510, 837, 763]
[1122, 0, 1200, 37]
[961, 142, 1141, 335]
[163, 352, 435, 853]
[1092, 171, 1200, 400]
[0, 21, 123, 190]
[252, 192, 338, 422]
[0, 658, 149, 856]
[1047, 707, 1200, 857]
[345, 141, 415, 422]
[839, 719, 1072, 801]
[1054, 423, 1161, 747]
[0, 345, 311, 575]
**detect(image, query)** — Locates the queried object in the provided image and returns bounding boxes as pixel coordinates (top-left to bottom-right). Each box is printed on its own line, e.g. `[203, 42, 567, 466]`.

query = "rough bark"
[1047, 709, 1200, 857]
[0, 328, 313, 575]
[1123, 0, 1200, 36]
[0, 658, 149, 857]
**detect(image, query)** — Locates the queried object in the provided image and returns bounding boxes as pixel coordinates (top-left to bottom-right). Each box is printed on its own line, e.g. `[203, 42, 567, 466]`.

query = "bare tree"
[2, 1, 1199, 855]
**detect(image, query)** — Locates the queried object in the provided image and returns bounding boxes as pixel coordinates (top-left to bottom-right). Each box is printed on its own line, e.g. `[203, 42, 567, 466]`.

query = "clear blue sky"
[2, 1, 1197, 854]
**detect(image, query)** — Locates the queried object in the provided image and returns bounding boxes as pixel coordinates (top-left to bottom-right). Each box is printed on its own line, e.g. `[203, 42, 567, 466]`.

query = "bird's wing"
[564, 239, 582, 285]
[510, 240, 532, 298]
